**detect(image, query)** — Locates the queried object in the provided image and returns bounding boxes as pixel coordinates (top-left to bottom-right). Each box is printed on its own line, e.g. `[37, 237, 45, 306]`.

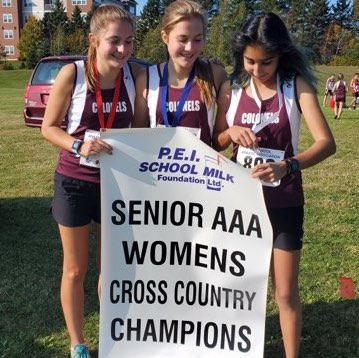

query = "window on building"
[129, 5, 135, 15]
[72, 0, 86, 5]
[4, 30, 13, 39]
[3, 14, 12, 22]
[2, 0, 12, 7]
[5, 46, 14, 55]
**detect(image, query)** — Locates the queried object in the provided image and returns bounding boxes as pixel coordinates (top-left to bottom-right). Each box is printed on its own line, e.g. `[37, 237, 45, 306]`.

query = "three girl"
[43, 2, 336, 357]
[213, 12, 336, 358]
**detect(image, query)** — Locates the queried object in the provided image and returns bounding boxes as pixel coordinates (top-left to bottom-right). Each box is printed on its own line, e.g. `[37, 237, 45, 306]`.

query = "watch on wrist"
[71, 139, 84, 157]
[285, 158, 300, 175]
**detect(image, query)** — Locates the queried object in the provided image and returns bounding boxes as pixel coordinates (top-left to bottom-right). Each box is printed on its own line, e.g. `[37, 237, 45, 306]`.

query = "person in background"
[41, 5, 142, 357]
[213, 12, 336, 358]
[332, 73, 348, 119]
[349, 72, 359, 110]
[322, 73, 335, 107]
[133, 0, 228, 147]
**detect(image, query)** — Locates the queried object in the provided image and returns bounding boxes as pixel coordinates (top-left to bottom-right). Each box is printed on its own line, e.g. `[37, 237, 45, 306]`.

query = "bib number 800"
[243, 156, 275, 169]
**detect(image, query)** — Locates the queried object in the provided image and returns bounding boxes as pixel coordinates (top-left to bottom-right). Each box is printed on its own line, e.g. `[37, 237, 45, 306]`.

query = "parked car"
[23, 55, 152, 128]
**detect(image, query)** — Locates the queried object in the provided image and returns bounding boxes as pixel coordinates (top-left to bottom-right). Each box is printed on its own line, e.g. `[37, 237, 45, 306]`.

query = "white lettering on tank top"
[241, 111, 279, 125]
[166, 100, 201, 113]
[92, 101, 127, 113]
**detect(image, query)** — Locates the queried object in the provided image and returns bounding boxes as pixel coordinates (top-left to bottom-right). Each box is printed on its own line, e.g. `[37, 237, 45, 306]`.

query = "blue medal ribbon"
[160, 62, 196, 127]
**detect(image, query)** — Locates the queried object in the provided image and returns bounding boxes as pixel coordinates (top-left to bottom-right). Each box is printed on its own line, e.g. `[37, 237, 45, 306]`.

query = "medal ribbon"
[94, 63, 122, 129]
[160, 62, 196, 127]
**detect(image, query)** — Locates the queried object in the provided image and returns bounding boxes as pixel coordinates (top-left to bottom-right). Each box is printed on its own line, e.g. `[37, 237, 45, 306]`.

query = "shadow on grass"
[0, 197, 357, 357]
[0, 197, 100, 357]
[265, 299, 358, 358]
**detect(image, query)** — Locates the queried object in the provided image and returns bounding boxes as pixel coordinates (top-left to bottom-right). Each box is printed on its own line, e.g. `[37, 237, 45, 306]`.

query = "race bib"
[237, 146, 285, 187]
[79, 130, 101, 168]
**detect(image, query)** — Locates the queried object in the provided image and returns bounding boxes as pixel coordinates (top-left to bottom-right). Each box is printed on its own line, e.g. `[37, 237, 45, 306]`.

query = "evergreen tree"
[331, 0, 353, 29]
[205, 0, 246, 65]
[304, 0, 330, 63]
[69, 5, 84, 33]
[84, 2, 98, 34]
[42, 0, 69, 55]
[256, 0, 280, 13]
[136, 23, 167, 63]
[135, 0, 162, 55]
[205, 0, 229, 63]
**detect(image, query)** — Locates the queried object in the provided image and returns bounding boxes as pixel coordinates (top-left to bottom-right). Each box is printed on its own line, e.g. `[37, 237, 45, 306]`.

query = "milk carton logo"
[138, 147, 234, 191]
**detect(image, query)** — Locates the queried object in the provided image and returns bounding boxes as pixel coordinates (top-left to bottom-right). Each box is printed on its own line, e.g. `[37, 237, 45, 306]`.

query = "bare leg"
[271, 249, 302, 358]
[59, 224, 90, 346]
[95, 223, 102, 297]
[337, 102, 344, 118]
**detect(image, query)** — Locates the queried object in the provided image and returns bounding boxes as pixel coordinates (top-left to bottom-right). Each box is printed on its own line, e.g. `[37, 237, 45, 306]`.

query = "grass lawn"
[0, 68, 358, 358]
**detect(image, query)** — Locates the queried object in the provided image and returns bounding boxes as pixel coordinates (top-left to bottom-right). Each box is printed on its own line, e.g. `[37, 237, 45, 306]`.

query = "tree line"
[6, 0, 359, 68]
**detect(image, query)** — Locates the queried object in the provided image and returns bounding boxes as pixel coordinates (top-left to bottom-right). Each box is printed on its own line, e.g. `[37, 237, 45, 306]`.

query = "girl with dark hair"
[133, 0, 227, 146]
[41, 5, 143, 357]
[213, 12, 336, 358]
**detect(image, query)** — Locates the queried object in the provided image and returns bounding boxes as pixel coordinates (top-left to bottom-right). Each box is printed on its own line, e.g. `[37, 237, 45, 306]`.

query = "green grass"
[0, 68, 358, 358]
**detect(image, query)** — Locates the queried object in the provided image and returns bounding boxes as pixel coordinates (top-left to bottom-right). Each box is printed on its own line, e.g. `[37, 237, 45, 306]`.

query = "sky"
[136, 0, 146, 15]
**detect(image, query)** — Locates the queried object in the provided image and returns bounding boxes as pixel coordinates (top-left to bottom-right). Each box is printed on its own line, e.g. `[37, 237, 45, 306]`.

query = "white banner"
[99, 128, 272, 358]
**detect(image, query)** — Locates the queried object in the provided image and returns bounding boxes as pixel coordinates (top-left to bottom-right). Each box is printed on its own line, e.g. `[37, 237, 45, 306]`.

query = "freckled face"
[162, 18, 205, 71]
[91, 20, 134, 70]
[243, 44, 280, 85]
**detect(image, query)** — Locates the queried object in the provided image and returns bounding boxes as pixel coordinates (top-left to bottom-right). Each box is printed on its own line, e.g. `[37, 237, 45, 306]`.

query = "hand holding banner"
[99, 128, 272, 358]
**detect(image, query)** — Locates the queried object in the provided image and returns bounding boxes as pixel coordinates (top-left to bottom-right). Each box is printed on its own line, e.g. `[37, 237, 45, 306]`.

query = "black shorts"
[326, 89, 333, 96]
[267, 206, 304, 251]
[353, 91, 359, 99]
[52, 172, 101, 227]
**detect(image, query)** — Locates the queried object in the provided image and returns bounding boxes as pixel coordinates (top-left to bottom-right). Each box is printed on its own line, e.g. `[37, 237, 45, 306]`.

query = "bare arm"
[133, 67, 150, 128]
[41, 63, 112, 156]
[251, 76, 336, 183]
[293, 75, 336, 169]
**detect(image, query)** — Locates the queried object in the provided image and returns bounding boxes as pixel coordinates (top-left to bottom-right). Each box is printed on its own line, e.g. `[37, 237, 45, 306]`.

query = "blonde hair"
[86, 5, 134, 91]
[161, 0, 214, 107]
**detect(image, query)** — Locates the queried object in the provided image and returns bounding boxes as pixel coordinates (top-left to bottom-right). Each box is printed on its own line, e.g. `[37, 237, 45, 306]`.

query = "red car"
[23, 55, 152, 128]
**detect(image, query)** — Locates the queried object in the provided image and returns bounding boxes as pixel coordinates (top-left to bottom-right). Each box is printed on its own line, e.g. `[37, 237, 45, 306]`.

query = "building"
[0, 0, 138, 60]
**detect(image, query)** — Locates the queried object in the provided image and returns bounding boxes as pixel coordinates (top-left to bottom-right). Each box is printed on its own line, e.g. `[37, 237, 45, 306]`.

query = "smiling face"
[91, 20, 134, 72]
[161, 17, 204, 73]
[243, 44, 280, 86]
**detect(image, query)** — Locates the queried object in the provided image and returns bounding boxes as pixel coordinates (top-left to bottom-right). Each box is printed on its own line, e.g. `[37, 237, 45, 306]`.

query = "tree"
[331, 0, 353, 29]
[256, 0, 280, 13]
[18, 16, 46, 67]
[135, 0, 162, 55]
[302, 0, 330, 63]
[42, 0, 68, 55]
[136, 23, 166, 63]
[67, 28, 87, 55]
[69, 5, 84, 33]
[205, 0, 247, 65]
[84, 2, 98, 34]
[0, 44, 6, 64]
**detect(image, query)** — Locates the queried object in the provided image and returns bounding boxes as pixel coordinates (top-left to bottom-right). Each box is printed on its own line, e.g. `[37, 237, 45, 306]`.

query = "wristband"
[71, 139, 84, 158]
[285, 158, 300, 175]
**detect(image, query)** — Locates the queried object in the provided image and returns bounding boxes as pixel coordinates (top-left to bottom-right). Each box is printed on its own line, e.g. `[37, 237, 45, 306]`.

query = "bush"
[2, 62, 14, 70]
